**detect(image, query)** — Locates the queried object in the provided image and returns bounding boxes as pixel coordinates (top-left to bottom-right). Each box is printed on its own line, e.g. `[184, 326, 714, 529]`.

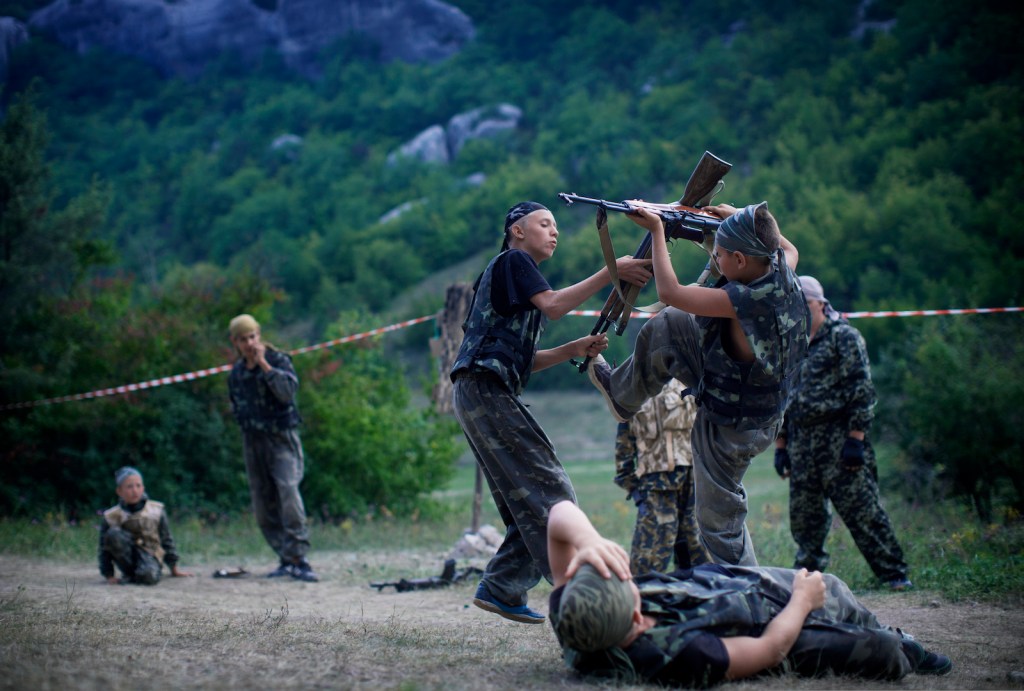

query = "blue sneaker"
[473, 583, 545, 624]
[887, 577, 914, 591]
[266, 561, 294, 578]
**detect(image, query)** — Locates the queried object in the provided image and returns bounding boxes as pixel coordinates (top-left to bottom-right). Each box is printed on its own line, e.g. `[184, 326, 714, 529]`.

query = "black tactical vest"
[449, 251, 546, 395]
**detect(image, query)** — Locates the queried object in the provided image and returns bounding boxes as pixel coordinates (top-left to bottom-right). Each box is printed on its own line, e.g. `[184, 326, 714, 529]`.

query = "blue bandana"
[715, 202, 771, 256]
[502, 201, 549, 250]
[115, 466, 142, 487]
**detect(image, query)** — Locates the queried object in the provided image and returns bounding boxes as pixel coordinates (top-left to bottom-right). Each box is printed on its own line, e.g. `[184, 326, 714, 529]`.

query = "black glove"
[774, 447, 791, 478]
[841, 437, 866, 470]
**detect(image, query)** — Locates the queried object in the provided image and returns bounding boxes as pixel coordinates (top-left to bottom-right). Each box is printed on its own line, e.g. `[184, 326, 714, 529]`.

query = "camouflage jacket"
[614, 380, 696, 494]
[783, 316, 876, 434]
[696, 255, 810, 431]
[98, 497, 178, 576]
[228, 348, 301, 433]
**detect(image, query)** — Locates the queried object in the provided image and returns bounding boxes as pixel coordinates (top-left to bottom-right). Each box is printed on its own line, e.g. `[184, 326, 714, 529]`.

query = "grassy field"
[3, 390, 1021, 601]
[0, 391, 1022, 690]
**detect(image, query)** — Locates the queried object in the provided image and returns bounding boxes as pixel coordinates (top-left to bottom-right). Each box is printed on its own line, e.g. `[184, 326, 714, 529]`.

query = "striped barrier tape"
[567, 306, 1024, 320]
[2, 315, 436, 411]
[2, 308, 1019, 411]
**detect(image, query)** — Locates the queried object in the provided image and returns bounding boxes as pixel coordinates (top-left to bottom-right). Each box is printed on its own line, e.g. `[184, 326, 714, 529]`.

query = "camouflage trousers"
[453, 371, 576, 607]
[629, 469, 711, 574]
[242, 427, 311, 563]
[787, 419, 909, 582]
[102, 527, 162, 585]
[609, 308, 778, 566]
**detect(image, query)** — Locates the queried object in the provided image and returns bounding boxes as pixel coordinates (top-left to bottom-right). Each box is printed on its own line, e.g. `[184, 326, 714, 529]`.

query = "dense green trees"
[2, 0, 1022, 518]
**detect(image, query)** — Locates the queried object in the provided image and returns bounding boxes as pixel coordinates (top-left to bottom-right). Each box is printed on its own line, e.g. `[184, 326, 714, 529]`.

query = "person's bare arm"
[533, 334, 608, 372]
[548, 500, 631, 589]
[531, 256, 652, 320]
[779, 233, 799, 272]
[628, 208, 735, 318]
[720, 569, 825, 680]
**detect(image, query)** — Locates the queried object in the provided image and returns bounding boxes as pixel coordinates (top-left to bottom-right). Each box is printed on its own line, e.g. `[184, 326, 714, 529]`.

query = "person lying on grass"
[546, 500, 951, 687]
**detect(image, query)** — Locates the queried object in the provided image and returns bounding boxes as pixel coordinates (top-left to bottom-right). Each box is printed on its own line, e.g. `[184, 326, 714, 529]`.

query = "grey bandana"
[715, 201, 772, 256]
[502, 201, 548, 250]
[115, 466, 142, 486]
[799, 275, 841, 319]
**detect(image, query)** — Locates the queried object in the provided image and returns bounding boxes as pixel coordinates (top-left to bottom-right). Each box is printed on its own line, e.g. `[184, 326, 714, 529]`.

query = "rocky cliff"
[26, 0, 475, 79]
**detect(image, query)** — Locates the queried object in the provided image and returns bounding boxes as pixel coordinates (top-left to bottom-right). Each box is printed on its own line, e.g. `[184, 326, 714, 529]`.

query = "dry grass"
[1, 391, 1022, 689]
[1, 550, 1022, 690]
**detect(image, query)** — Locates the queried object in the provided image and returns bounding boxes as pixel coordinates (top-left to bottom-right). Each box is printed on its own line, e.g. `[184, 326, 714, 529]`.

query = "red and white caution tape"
[3, 307, 1020, 411]
[568, 306, 1024, 320]
[2, 315, 437, 411]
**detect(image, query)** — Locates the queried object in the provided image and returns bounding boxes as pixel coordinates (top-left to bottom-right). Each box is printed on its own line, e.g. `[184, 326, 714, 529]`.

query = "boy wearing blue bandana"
[451, 201, 652, 624]
[588, 202, 809, 566]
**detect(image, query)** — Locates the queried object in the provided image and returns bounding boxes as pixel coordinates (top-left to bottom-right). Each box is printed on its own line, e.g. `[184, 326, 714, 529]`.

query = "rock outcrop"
[387, 103, 522, 166]
[26, 0, 475, 79]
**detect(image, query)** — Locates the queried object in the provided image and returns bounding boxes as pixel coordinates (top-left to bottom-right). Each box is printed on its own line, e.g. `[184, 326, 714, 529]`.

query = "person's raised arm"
[779, 233, 799, 272]
[720, 569, 825, 680]
[627, 207, 734, 318]
[548, 500, 632, 589]
[531, 256, 652, 320]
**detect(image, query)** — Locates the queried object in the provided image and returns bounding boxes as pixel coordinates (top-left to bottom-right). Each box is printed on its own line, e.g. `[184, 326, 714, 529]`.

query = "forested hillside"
[1, 0, 1021, 520]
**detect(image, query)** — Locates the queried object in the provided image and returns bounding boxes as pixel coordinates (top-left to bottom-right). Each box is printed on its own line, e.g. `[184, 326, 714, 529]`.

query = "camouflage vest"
[104, 499, 166, 563]
[449, 251, 546, 395]
[696, 257, 809, 431]
[631, 379, 696, 474]
[228, 348, 302, 433]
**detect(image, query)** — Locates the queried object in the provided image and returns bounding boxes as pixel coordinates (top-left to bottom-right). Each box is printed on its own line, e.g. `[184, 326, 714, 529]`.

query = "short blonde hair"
[229, 314, 260, 339]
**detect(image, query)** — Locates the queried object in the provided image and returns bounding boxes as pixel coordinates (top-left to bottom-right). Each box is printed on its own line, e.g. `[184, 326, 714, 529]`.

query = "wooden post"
[430, 282, 484, 532]
[431, 282, 474, 415]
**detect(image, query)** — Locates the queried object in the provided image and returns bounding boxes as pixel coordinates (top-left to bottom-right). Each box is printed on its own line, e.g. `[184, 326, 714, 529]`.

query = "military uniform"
[550, 564, 918, 687]
[98, 497, 179, 585]
[450, 249, 576, 609]
[783, 316, 909, 583]
[615, 379, 709, 574]
[608, 256, 810, 565]
[228, 348, 311, 564]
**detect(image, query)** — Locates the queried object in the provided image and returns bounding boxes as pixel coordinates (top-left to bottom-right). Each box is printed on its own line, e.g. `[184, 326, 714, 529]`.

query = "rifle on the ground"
[558, 151, 732, 372]
[369, 558, 483, 593]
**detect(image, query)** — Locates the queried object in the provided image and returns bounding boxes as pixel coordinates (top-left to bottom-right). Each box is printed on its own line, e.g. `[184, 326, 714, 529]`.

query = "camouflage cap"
[556, 564, 635, 652]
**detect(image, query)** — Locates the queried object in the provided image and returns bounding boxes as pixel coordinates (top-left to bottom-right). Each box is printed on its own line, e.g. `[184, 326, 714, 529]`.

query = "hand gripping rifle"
[558, 151, 732, 372]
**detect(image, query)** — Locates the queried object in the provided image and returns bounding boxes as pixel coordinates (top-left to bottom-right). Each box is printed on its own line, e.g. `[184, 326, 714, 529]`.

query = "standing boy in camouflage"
[614, 378, 709, 574]
[589, 202, 810, 566]
[228, 314, 318, 583]
[774, 276, 911, 590]
[451, 201, 652, 624]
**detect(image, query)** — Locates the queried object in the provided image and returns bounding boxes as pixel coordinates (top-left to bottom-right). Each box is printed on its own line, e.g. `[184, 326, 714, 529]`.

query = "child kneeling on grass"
[98, 466, 192, 585]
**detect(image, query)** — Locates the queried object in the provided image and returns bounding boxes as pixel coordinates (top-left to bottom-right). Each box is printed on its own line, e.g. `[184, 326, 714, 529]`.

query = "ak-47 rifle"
[559, 151, 732, 373]
[369, 558, 483, 593]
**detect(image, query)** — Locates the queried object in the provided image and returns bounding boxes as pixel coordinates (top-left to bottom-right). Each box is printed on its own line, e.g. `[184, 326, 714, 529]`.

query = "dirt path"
[1, 551, 1022, 690]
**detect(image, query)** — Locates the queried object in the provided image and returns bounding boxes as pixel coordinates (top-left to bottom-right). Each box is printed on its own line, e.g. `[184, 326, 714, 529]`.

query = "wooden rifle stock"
[561, 151, 732, 372]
